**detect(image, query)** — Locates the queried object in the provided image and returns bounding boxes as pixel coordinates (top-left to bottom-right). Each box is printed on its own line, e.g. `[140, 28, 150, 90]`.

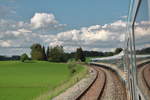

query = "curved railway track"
[138, 63, 150, 100]
[143, 63, 150, 90]
[77, 66, 106, 100]
[100, 67, 127, 100]
[77, 65, 127, 100]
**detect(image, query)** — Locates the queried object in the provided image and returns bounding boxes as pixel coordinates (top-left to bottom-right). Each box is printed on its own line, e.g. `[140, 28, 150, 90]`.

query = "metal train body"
[91, 0, 150, 100]
[125, 0, 149, 100]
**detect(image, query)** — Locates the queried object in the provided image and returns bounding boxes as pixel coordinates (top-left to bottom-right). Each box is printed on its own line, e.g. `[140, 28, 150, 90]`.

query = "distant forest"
[0, 47, 149, 61]
[136, 47, 150, 54]
[0, 55, 20, 61]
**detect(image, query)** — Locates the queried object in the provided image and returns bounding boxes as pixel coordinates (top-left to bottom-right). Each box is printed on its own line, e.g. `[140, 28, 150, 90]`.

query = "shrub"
[68, 61, 77, 75]
[20, 53, 29, 62]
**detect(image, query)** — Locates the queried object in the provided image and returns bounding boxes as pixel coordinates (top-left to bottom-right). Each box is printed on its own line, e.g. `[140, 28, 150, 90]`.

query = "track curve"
[143, 63, 150, 90]
[100, 67, 127, 100]
[77, 66, 106, 100]
[138, 62, 150, 100]
[77, 65, 127, 100]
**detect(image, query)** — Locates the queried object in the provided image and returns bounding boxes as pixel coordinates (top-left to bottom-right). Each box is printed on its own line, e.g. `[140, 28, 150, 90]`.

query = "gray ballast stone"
[52, 67, 97, 100]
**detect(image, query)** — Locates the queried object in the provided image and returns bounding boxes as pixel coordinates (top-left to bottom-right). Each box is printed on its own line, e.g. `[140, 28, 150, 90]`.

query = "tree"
[42, 46, 47, 60]
[115, 48, 123, 54]
[47, 45, 68, 62]
[46, 46, 50, 59]
[20, 53, 29, 62]
[68, 61, 77, 75]
[136, 47, 150, 54]
[75, 47, 85, 62]
[104, 52, 114, 56]
[30, 43, 44, 60]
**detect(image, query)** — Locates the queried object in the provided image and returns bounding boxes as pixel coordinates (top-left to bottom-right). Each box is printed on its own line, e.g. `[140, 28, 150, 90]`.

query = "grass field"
[0, 61, 87, 100]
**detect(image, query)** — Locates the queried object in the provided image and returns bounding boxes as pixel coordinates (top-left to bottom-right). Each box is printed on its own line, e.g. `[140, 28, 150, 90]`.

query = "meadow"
[0, 61, 87, 100]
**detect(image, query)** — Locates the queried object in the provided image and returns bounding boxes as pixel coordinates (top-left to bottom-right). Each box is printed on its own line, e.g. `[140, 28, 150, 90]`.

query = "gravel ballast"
[52, 67, 97, 100]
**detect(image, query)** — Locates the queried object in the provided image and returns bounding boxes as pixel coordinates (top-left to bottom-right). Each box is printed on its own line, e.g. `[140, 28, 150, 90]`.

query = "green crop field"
[0, 61, 87, 100]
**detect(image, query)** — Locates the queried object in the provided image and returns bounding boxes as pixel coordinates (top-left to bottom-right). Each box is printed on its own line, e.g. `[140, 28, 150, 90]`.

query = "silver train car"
[91, 0, 150, 100]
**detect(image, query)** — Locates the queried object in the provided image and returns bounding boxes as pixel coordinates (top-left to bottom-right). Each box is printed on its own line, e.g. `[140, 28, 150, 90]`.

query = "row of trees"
[0, 55, 20, 61]
[29, 44, 85, 62]
[47, 46, 68, 62]
[29, 44, 67, 62]
[20, 43, 123, 62]
[136, 47, 150, 54]
[3, 46, 150, 62]
[82, 48, 122, 57]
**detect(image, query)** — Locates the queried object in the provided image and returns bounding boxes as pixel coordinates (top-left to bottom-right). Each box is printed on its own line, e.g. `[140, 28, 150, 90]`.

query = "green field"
[0, 61, 87, 100]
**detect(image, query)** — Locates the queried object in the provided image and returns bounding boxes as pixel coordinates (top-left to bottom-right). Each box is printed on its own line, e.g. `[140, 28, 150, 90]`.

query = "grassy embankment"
[0, 61, 87, 100]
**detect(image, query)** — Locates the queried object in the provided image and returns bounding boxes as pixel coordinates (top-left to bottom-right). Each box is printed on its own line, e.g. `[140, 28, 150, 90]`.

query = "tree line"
[21, 43, 86, 62]
[136, 47, 150, 54]
[0, 43, 125, 62]
[0, 55, 20, 61]
[21, 43, 124, 62]
[1, 46, 149, 62]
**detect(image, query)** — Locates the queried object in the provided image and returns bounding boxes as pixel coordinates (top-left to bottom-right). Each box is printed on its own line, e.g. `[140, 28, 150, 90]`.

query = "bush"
[68, 61, 77, 75]
[20, 53, 29, 62]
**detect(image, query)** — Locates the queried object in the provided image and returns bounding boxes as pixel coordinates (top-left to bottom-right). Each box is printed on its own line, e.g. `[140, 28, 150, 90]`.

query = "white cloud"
[0, 19, 30, 31]
[0, 12, 65, 32]
[57, 29, 80, 41]
[121, 15, 127, 19]
[144, 44, 150, 48]
[0, 18, 150, 55]
[81, 29, 110, 42]
[17, 28, 32, 33]
[110, 20, 126, 27]
[49, 41, 63, 47]
[135, 27, 150, 37]
[47, 21, 127, 51]
[30, 13, 58, 29]
[0, 40, 12, 47]
[49, 20, 149, 52]
[134, 21, 150, 38]
[140, 21, 150, 25]
[119, 34, 125, 42]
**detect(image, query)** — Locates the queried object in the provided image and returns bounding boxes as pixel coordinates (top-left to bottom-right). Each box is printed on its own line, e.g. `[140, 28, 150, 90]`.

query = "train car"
[125, 0, 150, 100]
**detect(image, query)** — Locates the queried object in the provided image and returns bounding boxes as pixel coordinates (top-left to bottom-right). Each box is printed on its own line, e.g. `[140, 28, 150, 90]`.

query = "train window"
[126, 0, 150, 99]
[135, 0, 150, 99]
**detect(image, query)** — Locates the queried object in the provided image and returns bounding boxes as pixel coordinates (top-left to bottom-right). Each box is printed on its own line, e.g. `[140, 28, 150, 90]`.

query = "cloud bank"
[0, 13, 150, 56]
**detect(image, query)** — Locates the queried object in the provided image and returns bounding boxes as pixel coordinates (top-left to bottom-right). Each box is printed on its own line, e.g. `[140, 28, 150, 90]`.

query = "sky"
[0, 0, 149, 56]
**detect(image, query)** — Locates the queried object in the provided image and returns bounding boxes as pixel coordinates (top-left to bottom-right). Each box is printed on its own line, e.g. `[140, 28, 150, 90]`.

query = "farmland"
[0, 61, 87, 100]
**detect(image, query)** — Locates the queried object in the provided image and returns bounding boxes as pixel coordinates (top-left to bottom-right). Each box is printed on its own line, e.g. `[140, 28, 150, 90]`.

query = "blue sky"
[1, 0, 129, 28]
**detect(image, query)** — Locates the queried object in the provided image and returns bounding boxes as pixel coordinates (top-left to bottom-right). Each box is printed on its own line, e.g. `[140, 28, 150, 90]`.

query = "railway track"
[143, 63, 150, 90]
[100, 67, 127, 100]
[138, 63, 150, 100]
[77, 65, 127, 100]
[77, 66, 106, 100]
